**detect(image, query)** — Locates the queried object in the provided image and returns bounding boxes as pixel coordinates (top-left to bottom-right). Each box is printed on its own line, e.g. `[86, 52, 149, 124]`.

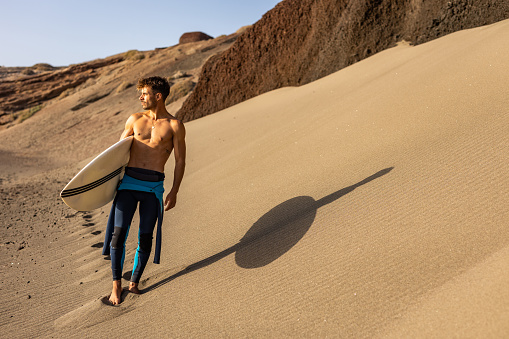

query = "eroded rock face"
[0, 57, 123, 115]
[176, 0, 509, 122]
[179, 32, 213, 45]
[0, 33, 239, 128]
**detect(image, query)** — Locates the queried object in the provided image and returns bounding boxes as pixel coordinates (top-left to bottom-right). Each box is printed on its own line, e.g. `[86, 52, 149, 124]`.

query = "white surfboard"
[61, 136, 133, 211]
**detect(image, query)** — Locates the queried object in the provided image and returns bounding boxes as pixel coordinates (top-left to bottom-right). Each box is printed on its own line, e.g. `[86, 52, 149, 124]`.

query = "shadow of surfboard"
[143, 167, 394, 292]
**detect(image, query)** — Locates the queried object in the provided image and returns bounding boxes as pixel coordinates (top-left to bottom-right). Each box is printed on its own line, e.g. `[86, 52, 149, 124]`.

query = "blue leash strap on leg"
[102, 193, 118, 256]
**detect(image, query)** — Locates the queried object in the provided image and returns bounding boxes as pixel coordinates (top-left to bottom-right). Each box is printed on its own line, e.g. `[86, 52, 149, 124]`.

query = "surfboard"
[60, 136, 133, 211]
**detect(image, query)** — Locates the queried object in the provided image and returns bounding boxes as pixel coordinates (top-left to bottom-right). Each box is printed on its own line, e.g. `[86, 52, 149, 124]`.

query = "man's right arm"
[120, 114, 137, 140]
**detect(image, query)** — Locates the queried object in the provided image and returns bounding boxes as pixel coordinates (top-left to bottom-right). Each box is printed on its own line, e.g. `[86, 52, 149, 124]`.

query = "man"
[102, 76, 186, 305]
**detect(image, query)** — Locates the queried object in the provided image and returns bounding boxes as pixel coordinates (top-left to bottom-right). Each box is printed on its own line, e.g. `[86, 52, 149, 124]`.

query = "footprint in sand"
[91, 230, 101, 235]
[91, 242, 104, 248]
[81, 212, 99, 226]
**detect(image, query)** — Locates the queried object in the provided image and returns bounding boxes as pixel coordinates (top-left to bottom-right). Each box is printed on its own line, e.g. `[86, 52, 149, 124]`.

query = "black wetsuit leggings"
[110, 189, 159, 283]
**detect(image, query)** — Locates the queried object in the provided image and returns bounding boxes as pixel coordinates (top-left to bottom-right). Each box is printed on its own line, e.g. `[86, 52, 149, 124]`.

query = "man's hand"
[164, 191, 177, 211]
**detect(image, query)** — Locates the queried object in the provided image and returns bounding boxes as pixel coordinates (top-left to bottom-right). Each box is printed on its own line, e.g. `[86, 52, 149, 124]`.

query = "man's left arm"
[165, 121, 186, 211]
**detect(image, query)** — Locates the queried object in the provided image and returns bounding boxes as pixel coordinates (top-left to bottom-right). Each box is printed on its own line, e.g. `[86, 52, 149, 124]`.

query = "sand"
[1, 19, 508, 338]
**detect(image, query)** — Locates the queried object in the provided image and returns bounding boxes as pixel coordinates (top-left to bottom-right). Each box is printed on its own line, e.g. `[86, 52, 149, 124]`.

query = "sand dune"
[1, 19, 508, 337]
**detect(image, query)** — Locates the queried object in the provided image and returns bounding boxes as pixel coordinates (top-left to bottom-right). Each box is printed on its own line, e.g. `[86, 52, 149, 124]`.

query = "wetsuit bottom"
[110, 189, 159, 283]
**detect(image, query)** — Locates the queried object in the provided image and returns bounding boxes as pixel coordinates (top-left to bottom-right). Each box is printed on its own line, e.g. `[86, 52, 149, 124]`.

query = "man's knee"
[111, 227, 128, 249]
[138, 233, 153, 253]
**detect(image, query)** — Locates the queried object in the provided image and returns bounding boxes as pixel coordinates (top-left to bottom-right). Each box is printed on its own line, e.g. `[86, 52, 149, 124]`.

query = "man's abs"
[128, 139, 172, 172]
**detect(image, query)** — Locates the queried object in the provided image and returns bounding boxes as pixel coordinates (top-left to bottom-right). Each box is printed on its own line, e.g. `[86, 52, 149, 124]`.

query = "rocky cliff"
[176, 0, 509, 122]
[0, 57, 123, 117]
[0, 32, 236, 128]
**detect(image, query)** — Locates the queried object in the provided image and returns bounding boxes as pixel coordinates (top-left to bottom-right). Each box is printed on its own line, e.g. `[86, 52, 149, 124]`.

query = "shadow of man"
[144, 167, 394, 292]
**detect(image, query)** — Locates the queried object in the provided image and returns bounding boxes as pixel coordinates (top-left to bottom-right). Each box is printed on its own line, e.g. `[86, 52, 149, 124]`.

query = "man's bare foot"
[128, 282, 141, 294]
[109, 280, 122, 305]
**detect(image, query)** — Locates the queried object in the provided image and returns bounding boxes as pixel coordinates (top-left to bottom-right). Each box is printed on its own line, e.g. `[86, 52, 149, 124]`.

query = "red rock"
[176, 0, 509, 122]
[179, 32, 213, 45]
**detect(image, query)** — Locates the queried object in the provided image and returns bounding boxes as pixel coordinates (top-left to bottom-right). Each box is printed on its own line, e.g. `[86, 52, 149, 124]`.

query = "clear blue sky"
[1, 0, 282, 67]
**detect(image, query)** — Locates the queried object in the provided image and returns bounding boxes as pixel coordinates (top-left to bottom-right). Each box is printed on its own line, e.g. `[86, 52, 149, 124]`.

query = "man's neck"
[148, 105, 170, 120]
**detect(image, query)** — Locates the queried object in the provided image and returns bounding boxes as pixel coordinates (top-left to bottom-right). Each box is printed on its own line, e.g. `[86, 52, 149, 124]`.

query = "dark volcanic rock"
[176, 0, 509, 122]
[179, 32, 213, 45]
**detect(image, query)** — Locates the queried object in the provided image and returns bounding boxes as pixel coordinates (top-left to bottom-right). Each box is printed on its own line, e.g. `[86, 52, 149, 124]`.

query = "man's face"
[139, 86, 158, 110]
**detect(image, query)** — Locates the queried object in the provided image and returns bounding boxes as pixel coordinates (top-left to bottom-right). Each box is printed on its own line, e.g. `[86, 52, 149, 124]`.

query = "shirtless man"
[103, 76, 186, 305]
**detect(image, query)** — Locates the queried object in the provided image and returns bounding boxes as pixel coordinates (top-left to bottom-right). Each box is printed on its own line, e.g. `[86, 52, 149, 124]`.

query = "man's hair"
[137, 76, 170, 101]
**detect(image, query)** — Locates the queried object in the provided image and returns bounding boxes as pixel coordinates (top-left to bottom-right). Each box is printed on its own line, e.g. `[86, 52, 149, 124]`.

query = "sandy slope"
[1, 20, 508, 338]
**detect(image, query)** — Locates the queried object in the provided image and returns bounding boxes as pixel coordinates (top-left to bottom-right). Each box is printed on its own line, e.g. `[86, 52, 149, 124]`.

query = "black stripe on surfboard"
[61, 166, 124, 198]
[61, 167, 123, 198]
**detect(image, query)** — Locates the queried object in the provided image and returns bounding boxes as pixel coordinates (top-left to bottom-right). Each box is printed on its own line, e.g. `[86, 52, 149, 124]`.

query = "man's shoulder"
[169, 118, 185, 132]
[128, 112, 148, 122]
[131, 111, 148, 118]
[168, 116, 183, 125]
[161, 114, 183, 128]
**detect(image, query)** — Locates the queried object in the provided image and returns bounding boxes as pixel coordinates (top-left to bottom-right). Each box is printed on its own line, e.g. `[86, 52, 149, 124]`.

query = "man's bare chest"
[134, 120, 173, 143]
